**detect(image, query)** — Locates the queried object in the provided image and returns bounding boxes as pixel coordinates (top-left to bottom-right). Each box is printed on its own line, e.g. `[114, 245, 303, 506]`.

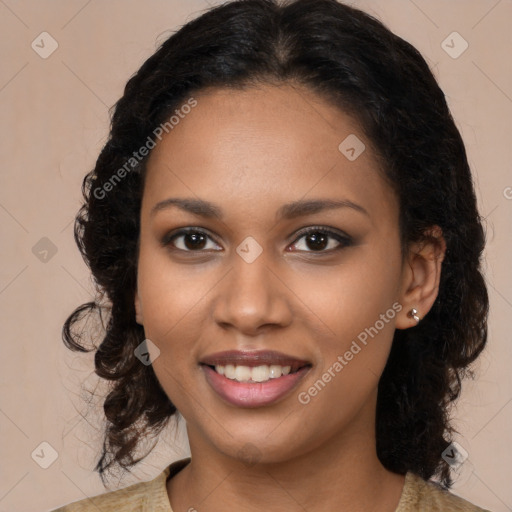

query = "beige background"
[0, 1, 511, 511]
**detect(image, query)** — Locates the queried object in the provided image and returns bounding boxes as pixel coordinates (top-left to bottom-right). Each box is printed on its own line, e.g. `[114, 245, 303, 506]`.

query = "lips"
[201, 364, 311, 408]
[200, 349, 311, 372]
[199, 349, 312, 407]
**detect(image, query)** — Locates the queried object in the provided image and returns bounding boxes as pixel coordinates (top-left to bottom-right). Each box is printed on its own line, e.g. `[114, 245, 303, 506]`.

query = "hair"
[63, 0, 488, 489]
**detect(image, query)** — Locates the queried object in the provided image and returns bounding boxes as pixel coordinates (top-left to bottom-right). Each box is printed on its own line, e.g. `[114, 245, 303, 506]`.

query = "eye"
[162, 228, 221, 252]
[289, 226, 352, 253]
[161, 226, 352, 254]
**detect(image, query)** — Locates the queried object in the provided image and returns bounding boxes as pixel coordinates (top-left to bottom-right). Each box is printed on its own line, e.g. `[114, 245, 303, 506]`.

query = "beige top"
[51, 457, 491, 512]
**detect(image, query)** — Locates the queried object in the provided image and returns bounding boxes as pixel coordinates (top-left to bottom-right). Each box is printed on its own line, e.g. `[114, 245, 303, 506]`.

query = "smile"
[212, 363, 299, 382]
[201, 363, 311, 408]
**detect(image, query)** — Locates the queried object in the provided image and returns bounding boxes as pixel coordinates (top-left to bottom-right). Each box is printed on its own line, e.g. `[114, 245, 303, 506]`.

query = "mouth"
[199, 349, 312, 383]
[200, 362, 309, 383]
[199, 350, 312, 408]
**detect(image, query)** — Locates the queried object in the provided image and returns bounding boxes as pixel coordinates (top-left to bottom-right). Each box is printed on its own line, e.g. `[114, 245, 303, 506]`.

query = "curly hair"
[62, 0, 489, 489]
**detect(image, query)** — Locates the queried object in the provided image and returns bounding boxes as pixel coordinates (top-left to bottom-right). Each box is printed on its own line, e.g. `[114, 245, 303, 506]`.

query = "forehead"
[142, 83, 397, 225]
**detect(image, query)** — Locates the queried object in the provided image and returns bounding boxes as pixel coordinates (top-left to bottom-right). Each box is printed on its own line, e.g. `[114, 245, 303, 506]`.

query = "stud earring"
[407, 308, 420, 323]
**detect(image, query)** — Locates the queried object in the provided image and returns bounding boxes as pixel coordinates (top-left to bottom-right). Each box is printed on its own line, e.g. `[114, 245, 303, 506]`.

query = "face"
[135, 83, 410, 465]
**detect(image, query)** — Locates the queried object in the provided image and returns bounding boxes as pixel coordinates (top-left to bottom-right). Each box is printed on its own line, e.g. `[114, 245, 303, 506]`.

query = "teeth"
[214, 364, 292, 382]
[235, 365, 252, 382]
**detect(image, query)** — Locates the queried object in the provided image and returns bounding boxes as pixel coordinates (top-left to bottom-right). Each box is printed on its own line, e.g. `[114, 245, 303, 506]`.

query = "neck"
[167, 401, 405, 512]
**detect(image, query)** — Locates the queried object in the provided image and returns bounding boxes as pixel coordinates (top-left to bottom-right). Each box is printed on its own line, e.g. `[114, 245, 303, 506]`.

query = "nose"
[212, 251, 293, 336]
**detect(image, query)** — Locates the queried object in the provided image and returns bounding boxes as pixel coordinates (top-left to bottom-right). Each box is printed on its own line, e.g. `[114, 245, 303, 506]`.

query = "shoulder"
[397, 471, 493, 512]
[48, 465, 172, 512]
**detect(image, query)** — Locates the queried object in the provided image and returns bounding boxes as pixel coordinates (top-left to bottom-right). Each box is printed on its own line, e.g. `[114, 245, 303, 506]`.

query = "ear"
[396, 225, 446, 329]
[134, 290, 144, 325]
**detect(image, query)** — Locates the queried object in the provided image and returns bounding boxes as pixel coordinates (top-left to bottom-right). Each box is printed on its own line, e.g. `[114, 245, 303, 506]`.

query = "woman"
[53, 0, 491, 510]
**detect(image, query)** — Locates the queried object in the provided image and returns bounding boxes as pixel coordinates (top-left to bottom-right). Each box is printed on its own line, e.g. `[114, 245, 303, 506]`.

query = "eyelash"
[161, 226, 352, 254]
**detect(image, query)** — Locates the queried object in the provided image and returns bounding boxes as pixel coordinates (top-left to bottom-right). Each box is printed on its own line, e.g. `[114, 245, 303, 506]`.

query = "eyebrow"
[150, 197, 369, 220]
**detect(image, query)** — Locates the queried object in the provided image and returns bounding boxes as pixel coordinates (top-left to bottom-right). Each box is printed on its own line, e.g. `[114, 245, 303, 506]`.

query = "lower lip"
[201, 364, 311, 408]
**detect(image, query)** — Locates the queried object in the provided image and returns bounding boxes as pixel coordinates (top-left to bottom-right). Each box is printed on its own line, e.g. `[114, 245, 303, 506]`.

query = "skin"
[134, 82, 446, 512]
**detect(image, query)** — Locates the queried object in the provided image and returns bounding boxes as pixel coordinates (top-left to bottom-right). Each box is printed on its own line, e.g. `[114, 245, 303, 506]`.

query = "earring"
[407, 308, 420, 323]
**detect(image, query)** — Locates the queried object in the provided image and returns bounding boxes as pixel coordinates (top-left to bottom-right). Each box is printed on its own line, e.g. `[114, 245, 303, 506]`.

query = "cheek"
[136, 241, 213, 342]
[137, 254, 208, 406]
[291, 244, 402, 400]
[292, 244, 401, 341]
[295, 295, 398, 423]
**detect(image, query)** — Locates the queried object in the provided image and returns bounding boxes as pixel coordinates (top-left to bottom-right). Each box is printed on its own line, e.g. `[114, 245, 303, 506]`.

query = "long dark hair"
[63, 0, 488, 489]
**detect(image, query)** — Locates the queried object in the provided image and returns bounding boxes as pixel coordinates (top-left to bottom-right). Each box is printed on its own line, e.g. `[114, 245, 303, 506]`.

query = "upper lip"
[200, 350, 311, 370]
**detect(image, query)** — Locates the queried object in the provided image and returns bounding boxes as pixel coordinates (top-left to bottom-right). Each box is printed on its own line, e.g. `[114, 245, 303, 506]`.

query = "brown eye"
[290, 227, 352, 253]
[162, 229, 221, 252]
